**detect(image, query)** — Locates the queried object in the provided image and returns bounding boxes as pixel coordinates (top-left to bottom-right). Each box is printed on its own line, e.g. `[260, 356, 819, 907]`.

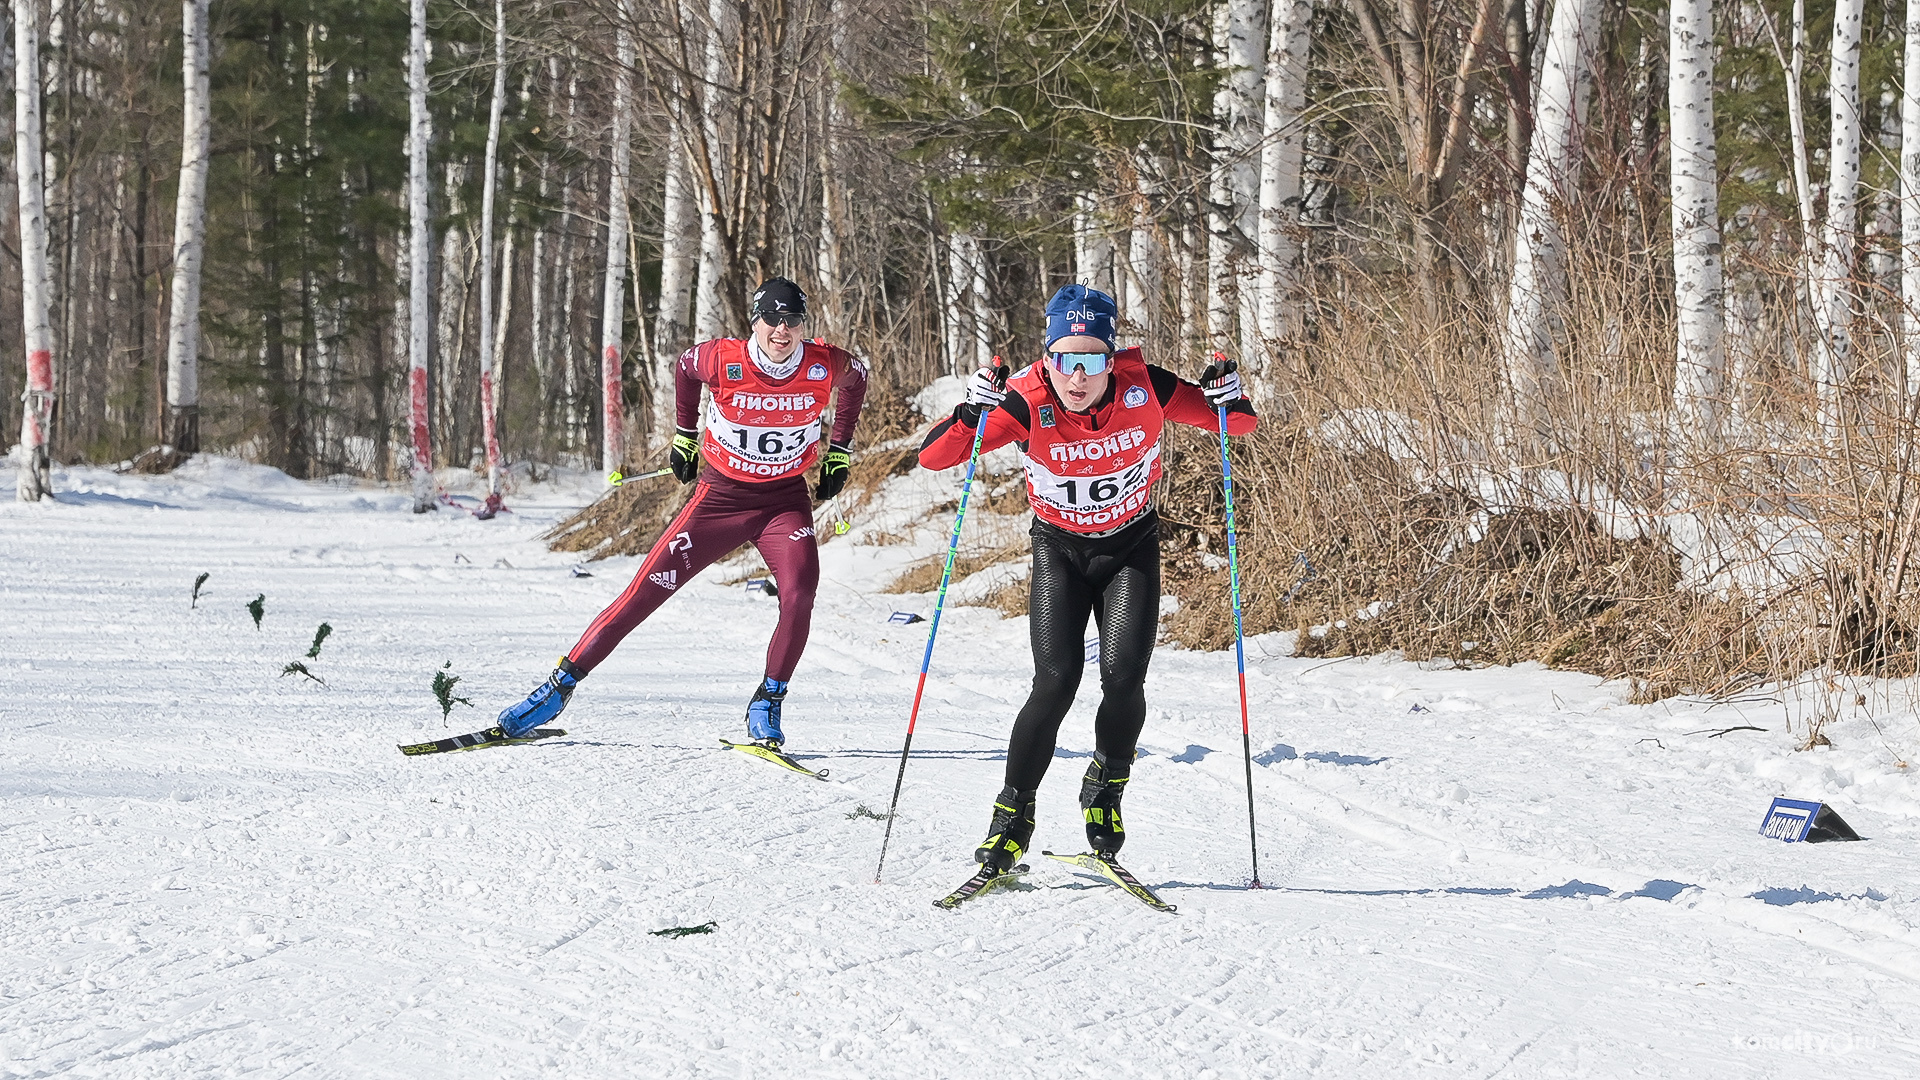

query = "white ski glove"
[965, 365, 1009, 410]
[1200, 358, 1242, 407]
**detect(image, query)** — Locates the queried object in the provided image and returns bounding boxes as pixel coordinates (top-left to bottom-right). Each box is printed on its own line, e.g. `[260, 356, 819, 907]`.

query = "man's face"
[1044, 334, 1112, 413]
[753, 313, 804, 363]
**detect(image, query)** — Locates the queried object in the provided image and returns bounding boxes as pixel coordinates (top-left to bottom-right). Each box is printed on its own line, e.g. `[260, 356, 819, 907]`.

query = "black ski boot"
[973, 785, 1037, 873]
[1080, 751, 1130, 858]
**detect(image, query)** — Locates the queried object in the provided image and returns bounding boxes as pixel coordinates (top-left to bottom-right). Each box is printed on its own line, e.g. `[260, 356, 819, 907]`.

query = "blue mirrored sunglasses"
[1047, 351, 1111, 376]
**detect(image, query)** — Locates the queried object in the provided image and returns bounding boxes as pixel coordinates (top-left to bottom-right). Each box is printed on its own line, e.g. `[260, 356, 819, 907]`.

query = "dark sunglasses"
[1047, 351, 1111, 376]
[757, 313, 805, 329]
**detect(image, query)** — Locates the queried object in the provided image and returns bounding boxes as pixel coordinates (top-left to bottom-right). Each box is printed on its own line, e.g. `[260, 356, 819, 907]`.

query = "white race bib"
[706, 400, 821, 465]
[1023, 442, 1159, 514]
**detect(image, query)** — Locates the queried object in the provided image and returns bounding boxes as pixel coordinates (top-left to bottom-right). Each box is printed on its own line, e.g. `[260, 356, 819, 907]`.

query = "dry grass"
[883, 543, 1030, 594]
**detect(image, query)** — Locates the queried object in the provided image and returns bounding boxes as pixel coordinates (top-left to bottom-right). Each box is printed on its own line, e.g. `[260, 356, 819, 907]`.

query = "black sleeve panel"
[1147, 365, 1183, 405]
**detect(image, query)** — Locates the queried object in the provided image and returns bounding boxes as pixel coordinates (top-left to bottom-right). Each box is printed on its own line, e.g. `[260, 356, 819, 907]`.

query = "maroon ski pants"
[566, 472, 819, 680]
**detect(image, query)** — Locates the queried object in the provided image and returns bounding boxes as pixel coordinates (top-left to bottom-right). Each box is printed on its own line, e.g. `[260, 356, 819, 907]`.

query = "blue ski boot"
[496, 658, 582, 738]
[745, 677, 789, 746]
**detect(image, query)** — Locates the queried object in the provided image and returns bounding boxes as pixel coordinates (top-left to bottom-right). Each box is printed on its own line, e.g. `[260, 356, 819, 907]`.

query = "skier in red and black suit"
[918, 283, 1256, 874]
[495, 277, 868, 747]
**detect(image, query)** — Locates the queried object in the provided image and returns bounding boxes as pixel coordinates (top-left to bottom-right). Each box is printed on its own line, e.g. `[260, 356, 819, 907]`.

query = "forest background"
[8, 0, 1920, 739]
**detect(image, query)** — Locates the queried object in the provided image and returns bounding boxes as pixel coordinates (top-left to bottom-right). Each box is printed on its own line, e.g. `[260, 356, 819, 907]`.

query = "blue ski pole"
[1211, 352, 1263, 888]
[874, 364, 1002, 884]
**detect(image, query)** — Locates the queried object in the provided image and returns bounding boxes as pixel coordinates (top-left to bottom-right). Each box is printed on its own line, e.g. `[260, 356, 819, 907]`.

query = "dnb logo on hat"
[1123, 385, 1148, 408]
[807, 362, 828, 380]
[726, 363, 744, 381]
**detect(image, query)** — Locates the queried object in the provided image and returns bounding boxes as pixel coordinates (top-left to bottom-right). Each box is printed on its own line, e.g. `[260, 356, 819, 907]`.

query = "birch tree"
[599, 10, 635, 479]
[1207, 0, 1263, 352]
[406, 0, 434, 511]
[655, 80, 695, 422]
[1810, 0, 1862, 438]
[1257, 0, 1313, 362]
[1669, 0, 1722, 442]
[694, 0, 728, 340]
[162, 0, 210, 461]
[478, 0, 509, 504]
[1904, 0, 1920, 396]
[1497, 0, 1600, 450]
[13, 0, 54, 501]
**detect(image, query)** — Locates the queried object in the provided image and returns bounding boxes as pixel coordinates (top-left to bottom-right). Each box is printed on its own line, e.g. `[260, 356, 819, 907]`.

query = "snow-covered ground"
[4, 457, 1919, 1078]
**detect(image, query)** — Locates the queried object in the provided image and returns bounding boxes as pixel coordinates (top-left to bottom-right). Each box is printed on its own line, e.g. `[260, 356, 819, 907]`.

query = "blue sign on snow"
[888, 611, 925, 625]
[1759, 797, 1863, 843]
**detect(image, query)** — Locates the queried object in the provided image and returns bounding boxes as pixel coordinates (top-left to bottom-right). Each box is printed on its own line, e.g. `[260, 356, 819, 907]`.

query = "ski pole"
[1212, 352, 1263, 889]
[874, 366, 999, 884]
[607, 466, 674, 487]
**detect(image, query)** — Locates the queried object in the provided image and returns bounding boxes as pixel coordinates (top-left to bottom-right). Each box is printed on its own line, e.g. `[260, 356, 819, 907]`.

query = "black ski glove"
[670, 427, 701, 484]
[815, 442, 852, 501]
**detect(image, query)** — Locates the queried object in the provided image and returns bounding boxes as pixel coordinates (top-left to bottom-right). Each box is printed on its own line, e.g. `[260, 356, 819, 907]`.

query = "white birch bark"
[1669, 0, 1723, 443]
[1257, 0, 1312, 358]
[652, 92, 698, 443]
[599, 10, 634, 477]
[946, 231, 978, 374]
[162, 0, 210, 459]
[1498, 0, 1600, 450]
[656, 82, 696, 374]
[1207, 0, 1264, 350]
[694, 0, 727, 340]
[1073, 193, 1113, 293]
[815, 2, 848, 340]
[970, 234, 993, 367]
[13, 0, 54, 500]
[1903, 0, 1920, 396]
[479, 0, 508, 497]
[406, 0, 435, 511]
[1812, 0, 1863, 438]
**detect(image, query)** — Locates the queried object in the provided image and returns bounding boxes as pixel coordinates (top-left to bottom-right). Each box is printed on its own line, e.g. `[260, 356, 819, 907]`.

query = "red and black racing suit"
[918, 350, 1257, 791]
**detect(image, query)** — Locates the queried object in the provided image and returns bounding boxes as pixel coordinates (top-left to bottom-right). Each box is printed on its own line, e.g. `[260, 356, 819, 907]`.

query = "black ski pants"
[1003, 511, 1160, 792]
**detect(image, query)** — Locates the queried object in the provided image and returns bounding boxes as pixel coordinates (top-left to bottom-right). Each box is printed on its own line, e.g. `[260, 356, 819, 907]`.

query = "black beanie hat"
[750, 277, 808, 318]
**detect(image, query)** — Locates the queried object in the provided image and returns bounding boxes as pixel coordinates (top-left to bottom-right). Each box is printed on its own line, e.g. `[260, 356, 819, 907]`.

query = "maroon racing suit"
[564, 338, 867, 680]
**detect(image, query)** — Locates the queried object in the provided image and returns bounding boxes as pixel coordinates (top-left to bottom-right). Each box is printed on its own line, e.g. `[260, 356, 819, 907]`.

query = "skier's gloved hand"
[815, 442, 852, 501]
[954, 363, 1011, 428]
[1199, 358, 1243, 407]
[670, 427, 700, 484]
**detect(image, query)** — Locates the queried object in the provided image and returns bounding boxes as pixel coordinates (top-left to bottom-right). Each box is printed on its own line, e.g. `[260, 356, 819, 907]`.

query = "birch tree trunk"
[1073, 193, 1114, 294]
[1257, 0, 1313, 366]
[13, 0, 54, 501]
[1497, 0, 1600, 451]
[694, 0, 728, 341]
[599, 10, 634, 478]
[479, 0, 508, 500]
[1903, 0, 1920, 396]
[815, 1, 848, 340]
[1207, 0, 1264, 352]
[1811, 0, 1863, 438]
[406, 0, 434, 511]
[1669, 0, 1723, 443]
[655, 78, 696, 444]
[162, 0, 209, 461]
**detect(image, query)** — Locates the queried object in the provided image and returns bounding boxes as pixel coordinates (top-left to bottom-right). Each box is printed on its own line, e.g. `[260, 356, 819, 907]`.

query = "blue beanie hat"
[1044, 284, 1117, 350]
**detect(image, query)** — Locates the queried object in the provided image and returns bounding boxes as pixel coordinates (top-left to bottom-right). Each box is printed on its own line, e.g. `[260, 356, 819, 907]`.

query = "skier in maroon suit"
[495, 277, 867, 747]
